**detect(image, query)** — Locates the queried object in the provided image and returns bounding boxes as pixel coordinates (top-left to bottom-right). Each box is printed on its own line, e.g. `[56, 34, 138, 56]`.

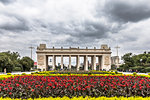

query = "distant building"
[111, 56, 120, 68]
[34, 62, 37, 66]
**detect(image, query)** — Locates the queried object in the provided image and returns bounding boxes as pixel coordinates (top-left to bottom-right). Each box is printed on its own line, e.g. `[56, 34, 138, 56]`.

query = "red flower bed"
[0, 75, 150, 98]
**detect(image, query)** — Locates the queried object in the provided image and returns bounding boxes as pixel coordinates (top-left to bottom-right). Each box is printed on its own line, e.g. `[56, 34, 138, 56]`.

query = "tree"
[0, 52, 16, 73]
[120, 52, 150, 72]
[122, 53, 134, 68]
[20, 57, 34, 71]
[147, 57, 150, 63]
[141, 56, 147, 64]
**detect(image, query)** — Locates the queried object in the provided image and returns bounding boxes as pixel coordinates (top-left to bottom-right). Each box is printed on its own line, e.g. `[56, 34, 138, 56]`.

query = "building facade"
[111, 56, 120, 68]
[36, 44, 112, 71]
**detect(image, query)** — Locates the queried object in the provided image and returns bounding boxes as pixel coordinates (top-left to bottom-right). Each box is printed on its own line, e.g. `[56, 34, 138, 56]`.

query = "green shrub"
[88, 72, 92, 75]
[22, 73, 26, 75]
[133, 72, 137, 76]
[7, 73, 11, 75]
[35, 72, 38, 74]
[111, 73, 115, 75]
[115, 71, 118, 74]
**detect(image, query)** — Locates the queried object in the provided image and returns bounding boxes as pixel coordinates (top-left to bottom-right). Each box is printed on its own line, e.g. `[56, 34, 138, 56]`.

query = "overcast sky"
[0, 0, 150, 61]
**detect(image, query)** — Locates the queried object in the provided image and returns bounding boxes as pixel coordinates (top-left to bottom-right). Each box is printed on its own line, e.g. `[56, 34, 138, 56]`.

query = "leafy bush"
[133, 72, 137, 76]
[21, 73, 26, 75]
[67, 72, 71, 75]
[88, 72, 92, 75]
[7, 73, 11, 75]
[115, 71, 118, 74]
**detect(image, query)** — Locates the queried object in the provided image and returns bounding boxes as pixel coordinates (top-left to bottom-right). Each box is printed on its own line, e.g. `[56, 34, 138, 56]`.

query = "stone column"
[54, 56, 56, 68]
[76, 55, 80, 71]
[52, 55, 55, 70]
[84, 55, 88, 71]
[91, 56, 93, 70]
[69, 55, 71, 70]
[98, 56, 102, 70]
[46, 56, 48, 71]
[61, 55, 63, 70]
[93, 55, 96, 70]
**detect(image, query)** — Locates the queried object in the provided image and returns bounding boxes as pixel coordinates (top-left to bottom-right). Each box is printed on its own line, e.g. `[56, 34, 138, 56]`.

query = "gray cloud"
[0, 0, 150, 61]
[39, 19, 110, 42]
[0, 0, 16, 4]
[72, 21, 110, 38]
[0, 14, 30, 32]
[104, 0, 150, 22]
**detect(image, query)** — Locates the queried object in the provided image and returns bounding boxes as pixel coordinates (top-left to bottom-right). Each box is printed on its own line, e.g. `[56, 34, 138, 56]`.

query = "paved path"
[0, 71, 33, 75]
[120, 72, 149, 75]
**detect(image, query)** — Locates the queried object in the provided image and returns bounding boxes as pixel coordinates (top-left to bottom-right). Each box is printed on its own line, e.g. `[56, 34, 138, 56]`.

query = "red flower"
[9, 92, 12, 95]
[9, 87, 13, 90]
[48, 83, 52, 86]
[16, 84, 19, 87]
[4, 88, 8, 91]
[85, 86, 91, 89]
[71, 86, 74, 89]
[140, 86, 143, 90]
[132, 85, 136, 88]
[112, 86, 116, 89]
[78, 87, 81, 90]
[32, 89, 34, 92]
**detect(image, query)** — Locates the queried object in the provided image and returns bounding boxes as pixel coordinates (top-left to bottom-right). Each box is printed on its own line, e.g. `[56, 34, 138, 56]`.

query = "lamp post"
[29, 45, 34, 59]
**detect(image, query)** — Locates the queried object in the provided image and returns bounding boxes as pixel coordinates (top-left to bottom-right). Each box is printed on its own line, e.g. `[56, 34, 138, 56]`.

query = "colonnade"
[36, 44, 111, 71]
[46, 55, 102, 71]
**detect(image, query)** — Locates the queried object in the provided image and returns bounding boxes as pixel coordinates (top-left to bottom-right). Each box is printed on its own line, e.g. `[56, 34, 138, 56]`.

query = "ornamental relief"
[37, 55, 44, 65]
[104, 56, 110, 65]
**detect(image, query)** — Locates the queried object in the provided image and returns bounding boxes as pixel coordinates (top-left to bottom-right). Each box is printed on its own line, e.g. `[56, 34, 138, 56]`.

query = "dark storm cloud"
[40, 20, 110, 41]
[103, 0, 150, 22]
[0, 15, 30, 32]
[0, 0, 16, 4]
[72, 21, 110, 38]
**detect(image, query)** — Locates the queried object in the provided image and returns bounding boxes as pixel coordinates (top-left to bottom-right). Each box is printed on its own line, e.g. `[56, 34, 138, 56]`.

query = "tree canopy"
[118, 52, 150, 72]
[0, 51, 34, 73]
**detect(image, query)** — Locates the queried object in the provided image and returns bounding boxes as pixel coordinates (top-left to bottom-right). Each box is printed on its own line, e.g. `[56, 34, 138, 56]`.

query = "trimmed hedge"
[32, 71, 122, 75]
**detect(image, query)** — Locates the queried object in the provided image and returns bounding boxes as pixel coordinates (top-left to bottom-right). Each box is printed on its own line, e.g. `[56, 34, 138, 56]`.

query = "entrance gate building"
[36, 44, 111, 71]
